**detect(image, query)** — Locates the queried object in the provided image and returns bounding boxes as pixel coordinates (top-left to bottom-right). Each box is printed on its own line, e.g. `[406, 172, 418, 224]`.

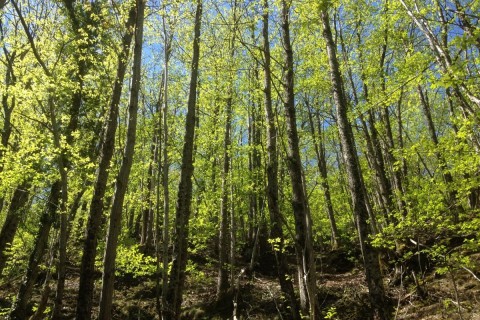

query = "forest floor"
[1, 251, 480, 319]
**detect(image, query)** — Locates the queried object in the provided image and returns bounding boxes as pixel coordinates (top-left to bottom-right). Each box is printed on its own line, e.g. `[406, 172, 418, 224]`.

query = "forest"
[0, 0, 479, 319]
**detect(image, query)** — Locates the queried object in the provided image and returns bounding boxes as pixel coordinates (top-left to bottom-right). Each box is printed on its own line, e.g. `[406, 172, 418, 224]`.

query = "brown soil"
[1, 253, 480, 319]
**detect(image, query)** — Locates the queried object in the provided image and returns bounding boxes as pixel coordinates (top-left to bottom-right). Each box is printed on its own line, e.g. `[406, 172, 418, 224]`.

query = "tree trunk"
[49, 97, 70, 320]
[306, 101, 339, 249]
[247, 105, 259, 261]
[163, 1, 202, 318]
[262, 1, 301, 318]
[98, 1, 144, 318]
[75, 5, 137, 319]
[0, 48, 16, 229]
[320, 7, 391, 319]
[8, 182, 59, 320]
[418, 86, 461, 223]
[216, 1, 237, 301]
[29, 246, 55, 320]
[399, 0, 480, 112]
[452, 0, 480, 50]
[280, 1, 316, 317]
[161, 17, 173, 313]
[216, 91, 232, 301]
[0, 182, 31, 275]
[377, 13, 407, 218]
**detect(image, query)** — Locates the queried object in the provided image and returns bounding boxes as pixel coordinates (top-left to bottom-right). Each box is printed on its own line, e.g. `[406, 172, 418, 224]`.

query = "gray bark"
[0, 47, 16, 231]
[164, 1, 202, 318]
[0, 182, 30, 275]
[418, 86, 461, 223]
[9, 182, 60, 320]
[98, 0, 144, 318]
[280, 1, 316, 317]
[75, 4, 137, 318]
[320, 8, 391, 319]
[161, 17, 173, 313]
[216, 0, 238, 301]
[306, 102, 339, 249]
[263, 1, 301, 318]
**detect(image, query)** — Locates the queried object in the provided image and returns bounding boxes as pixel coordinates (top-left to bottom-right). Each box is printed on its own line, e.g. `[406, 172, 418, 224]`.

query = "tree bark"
[0, 47, 16, 228]
[280, 1, 316, 317]
[161, 16, 173, 314]
[320, 7, 391, 319]
[262, 1, 301, 318]
[75, 5, 137, 319]
[98, 0, 144, 318]
[0, 182, 30, 275]
[163, 1, 202, 318]
[418, 86, 461, 223]
[399, 0, 480, 113]
[9, 182, 60, 320]
[452, 0, 480, 50]
[306, 102, 339, 249]
[216, 93, 232, 301]
[216, 0, 238, 301]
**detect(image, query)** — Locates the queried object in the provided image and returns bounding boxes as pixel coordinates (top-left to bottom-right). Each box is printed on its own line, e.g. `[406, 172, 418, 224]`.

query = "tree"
[160, 7, 174, 314]
[163, 1, 202, 318]
[0, 182, 30, 275]
[262, 0, 300, 318]
[216, 0, 238, 303]
[1, 1, 480, 319]
[399, 0, 480, 119]
[319, 4, 391, 319]
[0, 43, 17, 214]
[75, 4, 137, 318]
[98, 0, 145, 318]
[280, 0, 316, 317]
[305, 98, 339, 249]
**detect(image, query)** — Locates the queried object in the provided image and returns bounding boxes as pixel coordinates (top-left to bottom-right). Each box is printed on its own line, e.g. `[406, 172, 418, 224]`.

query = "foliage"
[0, 0, 479, 318]
[324, 306, 338, 320]
[2, 231, 35, 277]
[113, 244, 157, 279]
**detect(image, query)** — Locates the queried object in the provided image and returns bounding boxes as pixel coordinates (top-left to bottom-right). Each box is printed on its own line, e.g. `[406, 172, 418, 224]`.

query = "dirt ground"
[1, 252, 479, 319]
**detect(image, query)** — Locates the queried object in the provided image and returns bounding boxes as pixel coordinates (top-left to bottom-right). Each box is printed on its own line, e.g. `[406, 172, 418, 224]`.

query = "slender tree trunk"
[367, 109, 394, 219]
[229, 166, 236, 283]
[262, 1, 300, 318]
[141, 185, 150, 246]
[8, 182, 59, 320]
[161, 17, 173, 314]
[0, 48, 16, 232]
[399, 0, 480, 112]
[320, 7, 391, 319]
[340, 20, 397, 224]
[216, 2, 237, 300]
[306, 103, 339, 249]
[452, 0, 480, 50]
[418, 86, 461, 223]
[216, 93, 232, 301]
[164, 2, 202, 318]
[30, 242, 55, 320]
[377, 11, 407, 218]
[280, 1, 316, 317]
[49, 97, 70, 320]
[141, 190, 154, 250]
[0, 182, 30, 275]
[141, 154, 154, 249]
[246, 56, 270, 268]
[247, 106, 258, 255]
[0, 49, 15, 167]
[54, 6, 102, 308]
[98, 1, 144, 318]
[75, 5, 137, 319]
